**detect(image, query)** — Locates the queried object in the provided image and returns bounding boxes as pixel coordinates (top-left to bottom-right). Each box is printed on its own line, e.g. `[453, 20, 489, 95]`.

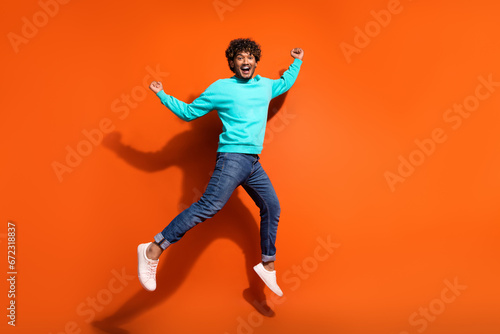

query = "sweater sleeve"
[271, 58, 303, 99]
[156, 86, 214, 122]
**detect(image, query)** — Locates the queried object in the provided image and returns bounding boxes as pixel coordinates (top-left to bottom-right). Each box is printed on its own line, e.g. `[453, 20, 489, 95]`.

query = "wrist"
[156, 90, 167, 99]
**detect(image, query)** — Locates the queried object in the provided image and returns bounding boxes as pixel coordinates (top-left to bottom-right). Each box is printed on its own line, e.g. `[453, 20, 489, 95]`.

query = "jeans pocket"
[216, 152, 226, 162]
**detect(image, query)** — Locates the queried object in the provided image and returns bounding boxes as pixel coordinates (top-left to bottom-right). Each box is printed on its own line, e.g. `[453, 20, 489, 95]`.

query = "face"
[230, 51, 258, 79]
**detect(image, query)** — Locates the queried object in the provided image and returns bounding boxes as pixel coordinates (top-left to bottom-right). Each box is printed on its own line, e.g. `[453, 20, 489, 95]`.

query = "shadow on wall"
[92, 83, 289, 333]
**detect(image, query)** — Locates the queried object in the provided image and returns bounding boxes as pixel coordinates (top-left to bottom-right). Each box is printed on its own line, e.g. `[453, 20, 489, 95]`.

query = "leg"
[242, 159, 284, 296]
[242, 159, 281, 264]
[262, 260, 275, 271]
[138, 153, 255, 291]
[154, 152, 254, 252]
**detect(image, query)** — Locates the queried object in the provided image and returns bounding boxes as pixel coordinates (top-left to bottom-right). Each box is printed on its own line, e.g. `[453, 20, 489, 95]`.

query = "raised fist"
[291, 48, 304, 60]
[149, 81, 163, 94]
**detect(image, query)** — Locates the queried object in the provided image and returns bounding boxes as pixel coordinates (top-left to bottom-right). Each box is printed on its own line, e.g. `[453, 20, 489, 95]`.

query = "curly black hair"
[225, 38, 262, 73]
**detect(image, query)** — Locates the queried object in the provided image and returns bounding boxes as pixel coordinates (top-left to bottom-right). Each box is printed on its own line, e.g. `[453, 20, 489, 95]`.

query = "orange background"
[1, 0, 499, 333]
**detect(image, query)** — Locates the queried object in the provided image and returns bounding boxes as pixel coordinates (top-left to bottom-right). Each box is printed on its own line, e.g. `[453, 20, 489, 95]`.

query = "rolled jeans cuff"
[262, 254, 276, 262]
[154, 233, 171, 250]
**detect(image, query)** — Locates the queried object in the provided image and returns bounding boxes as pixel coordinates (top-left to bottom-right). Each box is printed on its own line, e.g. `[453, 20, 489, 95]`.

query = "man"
[139, 38, 304, 296]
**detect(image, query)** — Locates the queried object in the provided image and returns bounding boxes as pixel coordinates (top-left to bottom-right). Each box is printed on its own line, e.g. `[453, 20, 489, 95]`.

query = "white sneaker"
[137, 242, 159, 291]
[253, 263, 283, 297]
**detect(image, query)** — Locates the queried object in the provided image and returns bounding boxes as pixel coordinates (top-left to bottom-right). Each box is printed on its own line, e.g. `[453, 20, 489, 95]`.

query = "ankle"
[262, 261, 275, 271]
[147, 242, 163, 260]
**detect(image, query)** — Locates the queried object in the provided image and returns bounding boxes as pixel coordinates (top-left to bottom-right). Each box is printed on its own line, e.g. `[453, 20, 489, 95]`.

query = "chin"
[243, 72, 254, 78]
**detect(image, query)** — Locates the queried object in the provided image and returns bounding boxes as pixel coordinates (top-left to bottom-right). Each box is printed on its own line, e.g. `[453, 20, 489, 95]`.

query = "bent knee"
[195, 197, 225, 217]
[266, 198, 281, 218]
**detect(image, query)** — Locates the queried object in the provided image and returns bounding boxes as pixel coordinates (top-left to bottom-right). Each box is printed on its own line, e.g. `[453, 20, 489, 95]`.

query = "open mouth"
[241, 66, 251, 75]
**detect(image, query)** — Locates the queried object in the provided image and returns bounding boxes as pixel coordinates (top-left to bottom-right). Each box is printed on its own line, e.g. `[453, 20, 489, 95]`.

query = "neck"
[234, 75, 252, 81]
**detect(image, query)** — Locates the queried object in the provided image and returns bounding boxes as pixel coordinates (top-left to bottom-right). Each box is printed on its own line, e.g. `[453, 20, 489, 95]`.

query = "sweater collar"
[231, 74, 261, 83]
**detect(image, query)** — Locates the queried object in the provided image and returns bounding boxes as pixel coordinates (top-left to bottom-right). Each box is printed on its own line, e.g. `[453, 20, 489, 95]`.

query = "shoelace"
[147, 261, 158, 279]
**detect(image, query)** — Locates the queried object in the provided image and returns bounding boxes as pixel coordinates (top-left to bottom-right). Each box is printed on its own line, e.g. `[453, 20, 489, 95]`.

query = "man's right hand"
[149, 81, 163, 94]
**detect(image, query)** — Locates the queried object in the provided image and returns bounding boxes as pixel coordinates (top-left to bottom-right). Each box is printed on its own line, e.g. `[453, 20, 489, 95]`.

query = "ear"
[229, 60, 234, 69]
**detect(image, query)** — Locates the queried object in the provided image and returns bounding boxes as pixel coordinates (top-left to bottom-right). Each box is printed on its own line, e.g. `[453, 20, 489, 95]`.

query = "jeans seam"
[244, 182, 272, 257]
[212, 153, 226, 192]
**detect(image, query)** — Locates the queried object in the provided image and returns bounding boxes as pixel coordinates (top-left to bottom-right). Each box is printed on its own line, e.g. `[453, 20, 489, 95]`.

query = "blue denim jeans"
[154, 152, 281, 262]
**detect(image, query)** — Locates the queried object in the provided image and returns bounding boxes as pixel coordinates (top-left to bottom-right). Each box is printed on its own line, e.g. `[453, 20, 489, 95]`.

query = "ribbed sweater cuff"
[156, 90, 168, 99]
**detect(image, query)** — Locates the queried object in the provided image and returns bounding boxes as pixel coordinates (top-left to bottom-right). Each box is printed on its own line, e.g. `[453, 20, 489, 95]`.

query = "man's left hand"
[291, 48, 304, 60]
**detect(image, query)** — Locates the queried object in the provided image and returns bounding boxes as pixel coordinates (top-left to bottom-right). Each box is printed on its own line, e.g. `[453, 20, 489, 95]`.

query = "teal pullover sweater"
[156, 58, 302, 154]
